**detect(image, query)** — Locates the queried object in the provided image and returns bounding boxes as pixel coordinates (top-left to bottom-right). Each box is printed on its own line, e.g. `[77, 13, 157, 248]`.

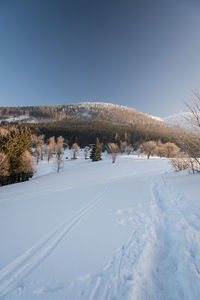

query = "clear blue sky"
[1, 0, 200, 116]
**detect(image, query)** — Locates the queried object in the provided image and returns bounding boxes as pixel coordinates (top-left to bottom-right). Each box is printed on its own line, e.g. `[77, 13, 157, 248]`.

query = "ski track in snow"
[78, 176, 200, 300]
[0, 185, 109, 299]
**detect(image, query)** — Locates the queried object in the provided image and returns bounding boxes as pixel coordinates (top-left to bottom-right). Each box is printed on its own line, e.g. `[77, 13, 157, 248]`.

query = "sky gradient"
[1, 0, 200, 116]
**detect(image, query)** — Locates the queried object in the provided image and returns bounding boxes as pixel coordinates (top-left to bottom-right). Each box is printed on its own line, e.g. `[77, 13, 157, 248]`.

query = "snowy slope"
[0, 155, 200, 299]
[163, 112, 197, 131]
[149, 111, 200, 132]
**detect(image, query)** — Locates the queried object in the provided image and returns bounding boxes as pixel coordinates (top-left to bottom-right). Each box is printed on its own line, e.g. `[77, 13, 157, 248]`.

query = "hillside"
[0, 102, 163, 125]
[1, 103, 196, 133]
[0, 102, 182, 147]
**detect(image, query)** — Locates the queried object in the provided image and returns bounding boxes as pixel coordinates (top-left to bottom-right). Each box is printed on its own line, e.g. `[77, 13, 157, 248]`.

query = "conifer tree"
[0, 127, 33, 185]
[90, 138, 102, 161]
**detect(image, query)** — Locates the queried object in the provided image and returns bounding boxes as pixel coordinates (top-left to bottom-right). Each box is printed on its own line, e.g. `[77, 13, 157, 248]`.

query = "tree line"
[0, 124, 187, 187]
[18, 118, 180, 150]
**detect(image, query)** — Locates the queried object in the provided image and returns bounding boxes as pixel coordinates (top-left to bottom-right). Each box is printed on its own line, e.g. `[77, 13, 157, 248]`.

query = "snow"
[148, 115, 163, 122]
[149, 111, 200, 132]
[77, 102, 135, 111]
[163, 111, 199, 131]
[0, 154, 200, 299]
[0, 115, 30, 124]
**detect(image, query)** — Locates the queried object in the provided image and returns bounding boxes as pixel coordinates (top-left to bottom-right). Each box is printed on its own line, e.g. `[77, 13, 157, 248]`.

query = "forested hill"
[0, 102, 160, 125]
[0, 102, 182, 147]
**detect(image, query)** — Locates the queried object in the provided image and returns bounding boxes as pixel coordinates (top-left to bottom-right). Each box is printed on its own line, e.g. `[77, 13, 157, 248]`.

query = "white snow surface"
[0, 115, 30, 124]
[163, 111, 200, 132]
[0, 154, 200, 300]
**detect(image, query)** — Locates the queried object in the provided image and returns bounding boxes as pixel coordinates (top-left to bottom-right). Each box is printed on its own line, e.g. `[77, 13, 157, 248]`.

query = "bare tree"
[107, 143, 119, 163]
[71, 143, 79, 160]
[84, 146, 89, 159]
[138, 141, 157, 159]
[18, 151, 34, 173]
[170, 155, 191, 172]
[38, 135, 45, 160]
[126, 144, 133, 155]
[185, 90, 200, 129]
[31, 134, 39, 148]
[56, 136, 64, 172]
[180, 92, 200, 171]
[156, 140, 166, 157]
[35, 145, 41, 165]
[47, 136, 56, 163]
[162, 142, 179, 158]
[120, 141, 127, 153]
[0, 128, 9, 136]
[155, 141, 179, 158]
[0, 152, 9, 176]
[32, 134, 45, 162]
[177, 133, 200, 171]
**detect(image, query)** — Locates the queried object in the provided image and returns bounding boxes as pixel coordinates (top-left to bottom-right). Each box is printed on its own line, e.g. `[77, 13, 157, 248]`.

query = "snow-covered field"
[0, 154, 200, 300]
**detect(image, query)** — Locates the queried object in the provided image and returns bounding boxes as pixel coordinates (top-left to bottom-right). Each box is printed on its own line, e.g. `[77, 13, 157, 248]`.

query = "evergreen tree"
[90, 138, 102, 161]
[0, 127, 33, 185]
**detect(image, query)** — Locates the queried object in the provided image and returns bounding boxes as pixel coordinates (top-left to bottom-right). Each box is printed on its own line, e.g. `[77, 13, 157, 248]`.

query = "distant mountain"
[162, 112, 198, 132]
[147, 111, 199, 132]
